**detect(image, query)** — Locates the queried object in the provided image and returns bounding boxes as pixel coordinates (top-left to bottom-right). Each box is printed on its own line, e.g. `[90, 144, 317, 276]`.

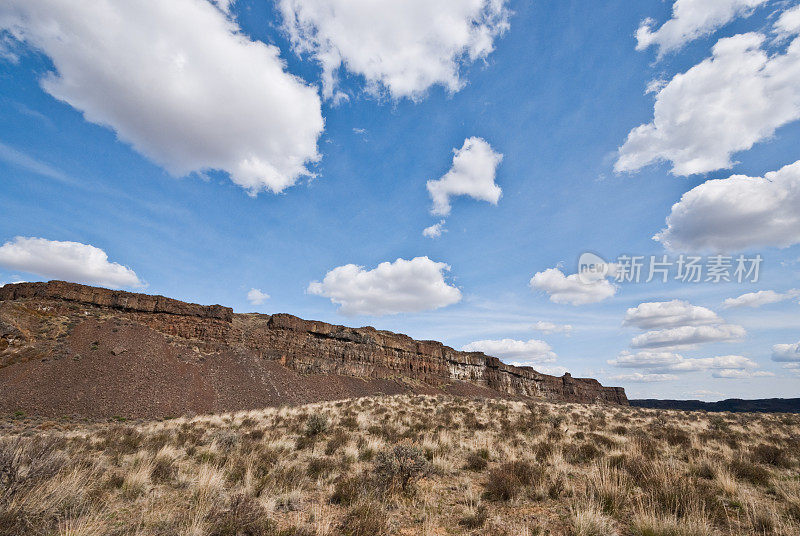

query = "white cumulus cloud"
[712, 369, 774, 379]
[610, 351, 685, 368]
[772, 341, 800, 362]
[278, 0, 510, 101]
[783, 363, 800, 376]
[247, 288, 270, 306]
[534, 365, 570, 376]
[776, 4, 800, 38]
[635, 0, 766, 55]
[427, 137, 503, 216]
[0, 33, 19, 63]
[654, 160, 800, 252]
[723, 289, 800, 308]
[670, 355, 757, 372]
[688, 389, 726, 399]
[610, 351, 757, 372]
[529, 267, 617, 306]
[210, 0, 234, 14]
[532, 321, 573, 334]
[0, 0, 323, 195]
[616, 30, 800, 176]
[631, 324, 746, 349]
[623, 300, 721, 329]
[422, 220, 447, 239]
[307, 256, 461, 316]
[461, 338, 556, 364]
[620, 299, 752, 362]
[609, 372, 679, 383]
[0, 236, 143, 289]
[609, 350, 771, 381]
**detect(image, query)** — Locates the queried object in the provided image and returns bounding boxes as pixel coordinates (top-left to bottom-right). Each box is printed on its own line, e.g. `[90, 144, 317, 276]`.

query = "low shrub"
[729, 458, 771, 486]
[325, 429, 348, 455]
[330, 473, 373, 505]
[484, 461, 542, 501]
[751, 444, 790, 468]
[304, 414, 329, 437]
[374, 444, 430, 494]
[151, 456, 177, 484]
[661, 427, 691, 448]
[460, 505, 489, 529]
[564, 442, 602, 464]
[306, 456, 336, 479]
[338, 501, 389, 536]
[464, 449, 489, 472]
[207, 494, 272, 536]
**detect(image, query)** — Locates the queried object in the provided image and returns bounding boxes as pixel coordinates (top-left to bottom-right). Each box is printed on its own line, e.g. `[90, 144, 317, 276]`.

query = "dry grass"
[1, 395, 799, 535]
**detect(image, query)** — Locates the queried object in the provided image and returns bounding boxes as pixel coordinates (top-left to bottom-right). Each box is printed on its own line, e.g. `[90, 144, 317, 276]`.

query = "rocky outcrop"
[0, 281, 232, 321]
[0, 281, 627, 412]
[248, 313, 627, 404]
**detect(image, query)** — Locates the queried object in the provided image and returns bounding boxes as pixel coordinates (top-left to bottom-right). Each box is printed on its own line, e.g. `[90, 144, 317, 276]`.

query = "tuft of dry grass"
[0, 394, 798, 535]
[571, 499, 618, 536]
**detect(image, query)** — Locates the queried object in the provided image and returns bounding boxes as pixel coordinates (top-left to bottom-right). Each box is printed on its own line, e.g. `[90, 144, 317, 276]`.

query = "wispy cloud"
[0, 141, 74, 184]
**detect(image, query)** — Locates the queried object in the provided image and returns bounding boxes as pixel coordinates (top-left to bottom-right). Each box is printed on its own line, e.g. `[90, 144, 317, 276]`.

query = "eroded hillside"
[0, 281, 626, 417]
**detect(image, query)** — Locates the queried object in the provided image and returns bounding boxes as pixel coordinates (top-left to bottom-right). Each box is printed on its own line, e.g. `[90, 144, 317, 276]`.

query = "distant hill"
[631, 398, 800, 414]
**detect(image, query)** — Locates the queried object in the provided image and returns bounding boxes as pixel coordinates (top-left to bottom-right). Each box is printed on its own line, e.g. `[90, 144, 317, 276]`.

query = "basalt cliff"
[0, 281, 627, 417]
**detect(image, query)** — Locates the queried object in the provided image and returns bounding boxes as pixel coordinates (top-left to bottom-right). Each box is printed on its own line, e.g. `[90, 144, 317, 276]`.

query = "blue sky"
[1, 0, 800, 400]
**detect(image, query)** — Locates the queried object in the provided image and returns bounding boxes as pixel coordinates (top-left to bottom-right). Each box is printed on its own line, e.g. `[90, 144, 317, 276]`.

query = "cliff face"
[0, 280, 232, 320]
[0, 281, 627, 415]
[248, 313, 627, 404]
